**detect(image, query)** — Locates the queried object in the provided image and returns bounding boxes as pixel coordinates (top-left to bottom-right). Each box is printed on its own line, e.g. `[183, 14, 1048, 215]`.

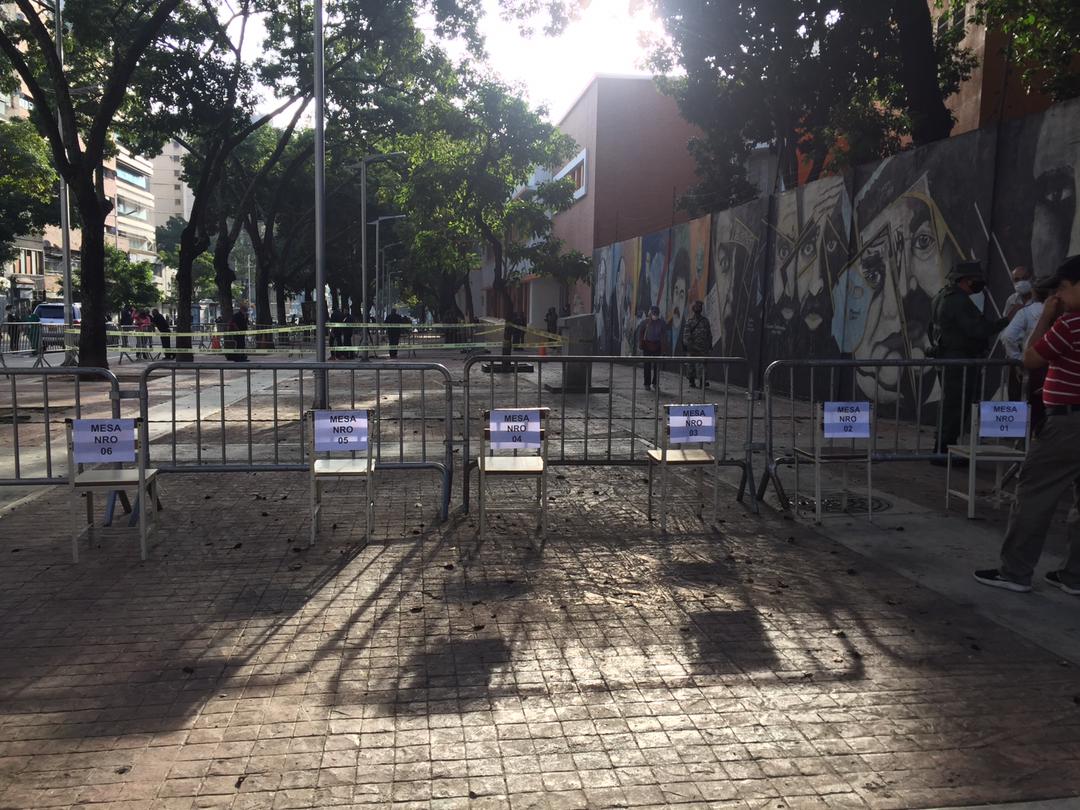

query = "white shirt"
[1002, 301, 1045, 359]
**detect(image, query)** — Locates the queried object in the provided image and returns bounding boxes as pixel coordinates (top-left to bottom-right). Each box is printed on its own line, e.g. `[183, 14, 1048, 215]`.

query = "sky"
[462, 0, 667, 122]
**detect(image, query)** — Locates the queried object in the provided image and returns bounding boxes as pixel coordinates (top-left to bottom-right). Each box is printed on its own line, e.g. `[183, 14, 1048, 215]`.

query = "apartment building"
[151, 139, 194, 230]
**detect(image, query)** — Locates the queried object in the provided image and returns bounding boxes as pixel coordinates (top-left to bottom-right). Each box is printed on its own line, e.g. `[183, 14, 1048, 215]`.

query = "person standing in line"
[640, 306, 664, 390]
[229, 302, 250, 362]
[119, 304, 133, 349]
[151, 308, 172, 360]
[682, 300, 713, 389]
[544, 306, 559, 337]
[133, 309, 153, 359]
[929, 261, 1011, 456]
[1003, 265, 1034, 313]
[5, 304, 18, 352]
[975, 256, 1080, 595]
[1003, 277, 1054, 410]
[385, 307, 406, 358]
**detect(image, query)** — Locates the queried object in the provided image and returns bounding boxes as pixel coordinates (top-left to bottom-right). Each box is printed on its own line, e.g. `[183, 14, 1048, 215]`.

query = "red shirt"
[1034, 311, 1080, 406]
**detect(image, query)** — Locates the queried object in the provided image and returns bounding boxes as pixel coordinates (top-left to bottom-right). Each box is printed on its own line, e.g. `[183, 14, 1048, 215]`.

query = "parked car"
[32, 302, 81, 349]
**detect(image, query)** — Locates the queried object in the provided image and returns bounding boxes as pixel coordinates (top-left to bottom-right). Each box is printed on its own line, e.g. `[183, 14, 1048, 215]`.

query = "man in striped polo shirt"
[975, 255, 1080, 595]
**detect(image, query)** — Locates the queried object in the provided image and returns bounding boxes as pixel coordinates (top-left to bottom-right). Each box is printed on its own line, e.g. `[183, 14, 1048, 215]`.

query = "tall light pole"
[378, 241, 403, 319]
[54, 0, 75, 366]
[369, 215, 405, 323]
[359, 152, 405, 356]
[313, 0, 327, 403]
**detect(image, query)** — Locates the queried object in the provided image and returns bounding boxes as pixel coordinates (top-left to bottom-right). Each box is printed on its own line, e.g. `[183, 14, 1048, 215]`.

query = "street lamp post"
[359, 153, 405, 357]
[54, 0, 75, 366]
[313, 0, 327, 404]
[378, 241, 403, 319]
[369, 215, 405, 324]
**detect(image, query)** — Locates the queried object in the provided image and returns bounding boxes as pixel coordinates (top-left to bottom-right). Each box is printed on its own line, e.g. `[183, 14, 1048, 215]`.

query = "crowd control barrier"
[0, 367, 121, 487]
[757, 357, 1022, 511]
[1, 322, 71, 367]
[138, 361, 454, 519]
[461, 354, 759, 515]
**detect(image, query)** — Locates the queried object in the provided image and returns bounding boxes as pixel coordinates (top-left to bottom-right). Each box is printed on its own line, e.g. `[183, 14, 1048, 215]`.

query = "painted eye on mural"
[777, 241, 792, 263]
[911, 227, 936, 260]
[1035, 167, 1076, 206]
[716, 250, 731, 275]
[860, 253, 886, 290]
[800, 240, 816, 260]
[825, 237, 839, 254]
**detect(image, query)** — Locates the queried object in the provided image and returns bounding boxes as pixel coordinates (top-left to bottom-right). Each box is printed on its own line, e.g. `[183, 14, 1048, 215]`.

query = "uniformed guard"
[929, 261, 1010, 456]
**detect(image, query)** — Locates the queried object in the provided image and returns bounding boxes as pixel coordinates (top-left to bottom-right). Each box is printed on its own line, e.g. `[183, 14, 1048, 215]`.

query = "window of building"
[174, 198, 182, 206]
[174, 169, 180, 177]
[17, 248, 43, 275]
[0, 97, 8, 116]
[117, 196, 149, 220]
[117, 164, 149, 189]
[18, 93, 33, 110]
[173, 183, 180, 190]
[554, 148, 588, 202]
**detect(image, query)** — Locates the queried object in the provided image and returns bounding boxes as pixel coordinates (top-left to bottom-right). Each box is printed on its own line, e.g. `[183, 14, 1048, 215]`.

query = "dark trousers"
[160, 334, 172, 360]
[388, 339, 400, 359]
[935, 361, 980, 452]
[1000, 411, 1080, 587]
[642, 347, 661, 387]
[687, 354, 708, 387]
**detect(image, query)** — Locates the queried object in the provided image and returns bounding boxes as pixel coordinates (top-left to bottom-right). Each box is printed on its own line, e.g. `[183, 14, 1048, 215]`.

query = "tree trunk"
[175, 222, 205, 363]
[893, 0, 955, 144]
[74, 187, 108, 368]
[275, 287, 287, 325]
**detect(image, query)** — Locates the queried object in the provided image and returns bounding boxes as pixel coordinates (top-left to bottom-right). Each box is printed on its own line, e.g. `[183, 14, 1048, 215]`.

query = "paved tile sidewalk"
[1, 464, 1079, 809]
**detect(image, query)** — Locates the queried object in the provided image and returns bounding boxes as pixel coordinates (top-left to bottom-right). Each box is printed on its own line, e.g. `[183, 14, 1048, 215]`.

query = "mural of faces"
[770, 178, 850, 349]
[1031, 105, 1080, 278]
[593, 248, 611, 351]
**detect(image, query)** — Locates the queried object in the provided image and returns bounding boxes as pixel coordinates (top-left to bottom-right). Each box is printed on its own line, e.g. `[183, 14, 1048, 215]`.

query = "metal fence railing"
[138, 361, 455, 518]
[756, 357, 1022, 510]
[461, 354, 759, 514]
[0, 323, 72, 367]
[0, 367, 121, 486]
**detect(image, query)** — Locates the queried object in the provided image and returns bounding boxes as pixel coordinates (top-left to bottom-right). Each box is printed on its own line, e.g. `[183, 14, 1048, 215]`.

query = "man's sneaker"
[1045, 570, 1080, 595]
[973, 569, 1031, 592]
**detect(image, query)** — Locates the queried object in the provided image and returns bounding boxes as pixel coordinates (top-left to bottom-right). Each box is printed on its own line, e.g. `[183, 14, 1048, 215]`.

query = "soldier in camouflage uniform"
[682, 300, 713, 389]
[930, 261, 1010, 456]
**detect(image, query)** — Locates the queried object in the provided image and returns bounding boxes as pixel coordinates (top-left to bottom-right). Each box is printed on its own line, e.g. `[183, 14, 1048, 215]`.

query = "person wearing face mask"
[1004, 266, 1034, 314]
[640, 306, 665, 390]
[929, 261, 1011, 456]
[1003, 276, 1053, 404]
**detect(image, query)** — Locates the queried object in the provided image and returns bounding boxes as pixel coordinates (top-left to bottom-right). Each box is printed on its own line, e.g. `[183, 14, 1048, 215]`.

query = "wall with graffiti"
[590, 96, 1080, 396]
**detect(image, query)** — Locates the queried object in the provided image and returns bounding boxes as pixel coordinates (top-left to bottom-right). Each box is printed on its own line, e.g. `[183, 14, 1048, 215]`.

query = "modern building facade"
[151, 139, 194, 231]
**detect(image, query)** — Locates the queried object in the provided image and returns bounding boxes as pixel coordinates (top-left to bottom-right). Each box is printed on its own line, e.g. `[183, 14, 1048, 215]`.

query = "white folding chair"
[310, 409, 374, 545]
[65, 417, 159, 562]
[478, 407, 549, 543]
[794, 402, 873, 524]
[947, 401, 1029, 519]
[648, 403, 721, 533]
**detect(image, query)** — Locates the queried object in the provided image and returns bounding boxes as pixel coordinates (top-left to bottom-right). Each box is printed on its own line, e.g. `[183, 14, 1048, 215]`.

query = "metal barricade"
[138, 361, 454, 519]
[0, 367, 121, 486]
[757, 357, 1022, 510]
[461, 354, 758, 514]
[0, 322, 71, 368]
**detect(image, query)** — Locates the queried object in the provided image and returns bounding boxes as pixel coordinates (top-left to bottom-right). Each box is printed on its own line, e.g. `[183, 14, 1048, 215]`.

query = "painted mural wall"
[589, 96, 1080, 398]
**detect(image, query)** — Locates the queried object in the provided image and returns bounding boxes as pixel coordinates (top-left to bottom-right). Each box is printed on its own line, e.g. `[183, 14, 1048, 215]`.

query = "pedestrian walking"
[151, 308, 172, 360]
[682, 300, 713, 389]
[974, 255, 1080, 595]
[929, 261, 1010, 456]
[640, 306, 664, 390]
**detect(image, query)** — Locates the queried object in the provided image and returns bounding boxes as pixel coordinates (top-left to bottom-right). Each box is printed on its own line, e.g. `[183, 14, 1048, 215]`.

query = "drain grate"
[796, 493, 893, 514]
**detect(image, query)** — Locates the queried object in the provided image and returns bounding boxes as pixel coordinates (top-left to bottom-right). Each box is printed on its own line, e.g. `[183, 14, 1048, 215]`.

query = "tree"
[104, 246, 159, 315]
[0, 0, 194, 366]
[0, 119, 58, 265]
[393, 77, 578, 352]
[973, 0, 1080, 100]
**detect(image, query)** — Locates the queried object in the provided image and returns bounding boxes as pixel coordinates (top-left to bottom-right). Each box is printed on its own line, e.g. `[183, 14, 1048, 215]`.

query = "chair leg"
[478, 469, 486, 544]
[696, 467, 704, 520]
[71, 490, 83, 563]
[366, 471, 374, 544]
[86, 490, 94, 528]
[138, 482, 148, 562]
[946, 452, 952, 511]
[814, 462, 823, 525]
[647, 463, 654, 521]
[660, 463, 669, 534]
[540, 470, 547, 535]
[967, 452, 977, 520]
[310, 476, 319, 547]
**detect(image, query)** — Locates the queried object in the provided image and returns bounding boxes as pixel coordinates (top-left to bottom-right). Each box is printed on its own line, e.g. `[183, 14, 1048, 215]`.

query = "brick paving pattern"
[2, 460, 1080, 809]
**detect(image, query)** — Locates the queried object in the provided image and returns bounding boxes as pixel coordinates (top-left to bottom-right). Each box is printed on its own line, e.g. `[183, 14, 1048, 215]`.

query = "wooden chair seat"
[647, 448, 715, 465]
[482, 456, 545, 475]
[947, 444, 1026, 461]
[73, 468, 158, 488]
[313, 458, 371, 476]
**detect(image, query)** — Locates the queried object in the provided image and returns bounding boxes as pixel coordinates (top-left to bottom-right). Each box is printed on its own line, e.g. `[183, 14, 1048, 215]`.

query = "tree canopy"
[0, 118, 58, 265]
